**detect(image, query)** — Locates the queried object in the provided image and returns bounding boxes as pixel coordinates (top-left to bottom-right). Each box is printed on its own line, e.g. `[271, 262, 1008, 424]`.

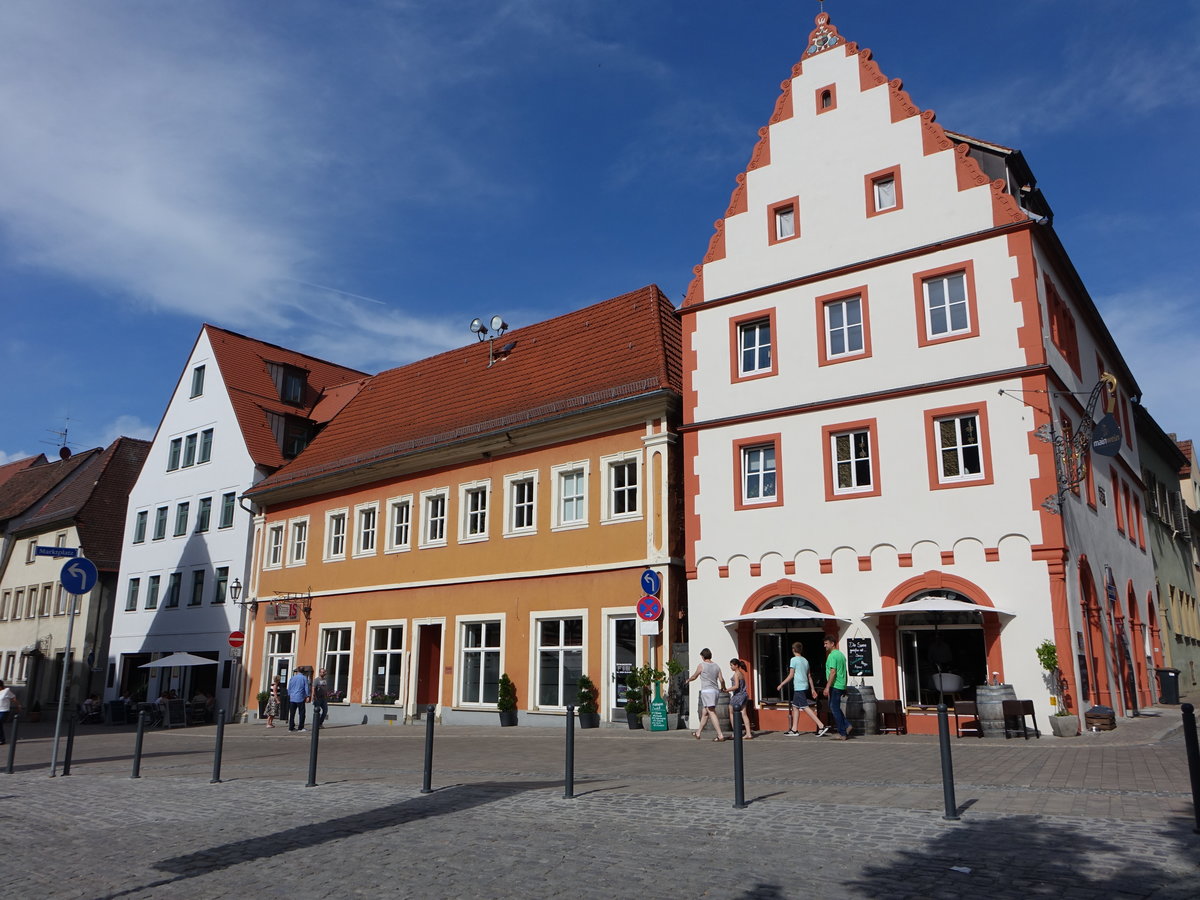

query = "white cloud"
[94, 415, 157, 449]
[0, 450, 36, 466]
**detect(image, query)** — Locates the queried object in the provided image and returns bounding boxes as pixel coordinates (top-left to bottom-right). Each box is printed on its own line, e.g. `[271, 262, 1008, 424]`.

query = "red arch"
[876, 571, 1005, 702]
[739, 579, 835, 616]
[1125, 581, 1150, 708]
[1079, 556, 1114, 711]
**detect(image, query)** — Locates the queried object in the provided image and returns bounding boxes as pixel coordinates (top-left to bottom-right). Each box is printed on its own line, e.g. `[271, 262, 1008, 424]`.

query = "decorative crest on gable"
[805, 12, 843, 57]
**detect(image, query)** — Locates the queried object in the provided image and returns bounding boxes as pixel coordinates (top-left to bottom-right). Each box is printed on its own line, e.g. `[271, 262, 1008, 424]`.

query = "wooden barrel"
[843, 685, 879, 736]
[976, 684, 1016, 737]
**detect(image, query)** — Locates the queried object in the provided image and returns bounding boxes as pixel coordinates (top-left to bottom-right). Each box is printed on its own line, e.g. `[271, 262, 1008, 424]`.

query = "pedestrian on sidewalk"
[687, 648, 727, 741]
[287, 667, 311, 732]
[264, 675, 281, 728]
[313, 667, 329, 729]
[0, 680, 21, 745]
[777, 642, 826, 736]
[727, 658, 754, 740]
[823, 636, 851, 740]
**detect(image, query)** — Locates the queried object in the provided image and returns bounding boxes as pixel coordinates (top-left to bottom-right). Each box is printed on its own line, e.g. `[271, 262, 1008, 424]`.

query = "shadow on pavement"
[848, 813, 1199, 896]
[98, 779, 562, 898]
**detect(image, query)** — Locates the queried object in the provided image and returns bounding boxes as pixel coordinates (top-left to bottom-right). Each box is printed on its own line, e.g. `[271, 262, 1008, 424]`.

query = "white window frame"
[600, 451, 643, 523]
[456, 615, 505, 707]
[365, 620, 406, 705]
[419, 488, 449, 548]
[551, 461, 590, 530]
[923, 271, 971, 338]
[386, 495, 413, 553]
[0, 590, 10, 620]
[504, 472, 539, 537]
[266, 524, 285, 569]
[354, 502, 379, 558]
[530, 610, 586, 710]
[738, 318, 773, 377]
[459, 480, 491, 544]
[934, 413, 985, 483]
[741, 444, 777, 505]
[325, 509, 348, 561]
[873, 175, 897, 212]
[830, 428, 874, 495]
[319, 622, 355, 702]
[774, 204, 796, 240]
[288, 517, 309, 566]
[824, 295, 865, 360]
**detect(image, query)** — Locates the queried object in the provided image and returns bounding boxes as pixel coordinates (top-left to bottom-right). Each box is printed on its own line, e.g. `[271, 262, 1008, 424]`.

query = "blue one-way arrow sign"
[60, 557, 98, 595]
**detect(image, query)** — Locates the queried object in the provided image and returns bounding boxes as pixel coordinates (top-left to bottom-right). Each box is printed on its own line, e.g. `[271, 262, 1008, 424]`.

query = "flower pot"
[625, 708, 643, 729]
[498, 710, 518, 727]
[1049, 714, 1078, 737]
[578, 712, 600, 729]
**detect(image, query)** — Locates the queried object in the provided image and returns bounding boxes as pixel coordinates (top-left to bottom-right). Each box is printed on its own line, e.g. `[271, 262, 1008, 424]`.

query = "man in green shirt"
[822, 636, 851, 740]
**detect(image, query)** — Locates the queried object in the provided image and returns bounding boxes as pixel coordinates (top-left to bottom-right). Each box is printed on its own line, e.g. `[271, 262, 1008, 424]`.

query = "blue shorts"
[791, 691, 810, 709]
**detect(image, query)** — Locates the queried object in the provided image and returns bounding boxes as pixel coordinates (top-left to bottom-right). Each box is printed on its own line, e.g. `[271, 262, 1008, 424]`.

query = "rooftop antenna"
[42, 418, 83, 460]
[468, 315, 510, 367]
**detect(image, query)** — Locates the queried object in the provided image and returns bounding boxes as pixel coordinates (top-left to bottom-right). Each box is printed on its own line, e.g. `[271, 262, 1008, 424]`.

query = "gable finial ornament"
[806, 10, 843, 57]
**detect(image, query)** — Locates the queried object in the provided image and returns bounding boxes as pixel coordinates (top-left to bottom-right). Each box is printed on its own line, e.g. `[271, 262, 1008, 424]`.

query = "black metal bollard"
[211, 709, 226, 784]
[4, 714, 19, 774]
[732, 717, 746, 809]
[937, 703, 960, 821]
[420, 704, 435, 794]
[62, 715, 77, 776]
[564, 705, 575, 799]
[131, 710, 147, 779]
[1182, 703, 1200, 834]
[305, 711, 320, 787]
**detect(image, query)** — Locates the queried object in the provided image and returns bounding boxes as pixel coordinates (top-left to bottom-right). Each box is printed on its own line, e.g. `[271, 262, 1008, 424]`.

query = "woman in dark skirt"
[727, 658, 753, 740]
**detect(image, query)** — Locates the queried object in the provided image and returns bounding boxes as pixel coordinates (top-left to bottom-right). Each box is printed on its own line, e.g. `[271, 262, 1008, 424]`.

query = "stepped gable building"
[0, 438, 150, 709]
[107, 325, 368, 713]
[679, 13, 1155, 733]
[243, 286, 683, 726]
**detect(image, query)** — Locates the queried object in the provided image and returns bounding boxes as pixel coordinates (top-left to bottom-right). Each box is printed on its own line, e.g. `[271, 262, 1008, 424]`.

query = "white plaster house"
[106, 325, 366, 714]
[680, 13, 1156, 734]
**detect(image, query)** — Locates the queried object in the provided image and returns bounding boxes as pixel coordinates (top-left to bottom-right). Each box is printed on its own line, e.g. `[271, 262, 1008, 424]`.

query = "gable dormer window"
[282, 368, 305, 405]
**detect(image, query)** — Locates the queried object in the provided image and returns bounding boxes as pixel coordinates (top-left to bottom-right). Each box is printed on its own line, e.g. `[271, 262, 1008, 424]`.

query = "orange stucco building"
[242, 286, 685, 725]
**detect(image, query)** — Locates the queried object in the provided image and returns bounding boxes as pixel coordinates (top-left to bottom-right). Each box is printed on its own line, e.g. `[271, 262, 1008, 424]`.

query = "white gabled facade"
[107, 330, 256, 710]
[681, 13, 1156, 733]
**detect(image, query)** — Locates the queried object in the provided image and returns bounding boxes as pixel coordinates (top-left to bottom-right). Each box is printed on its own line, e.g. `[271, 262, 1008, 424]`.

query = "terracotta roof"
[17, 437, 151, 571]
[0, 449, 100, 522]
[250, 285, 682, 496]
[203, 326, 370, 472]
[0, 454, 45, 492]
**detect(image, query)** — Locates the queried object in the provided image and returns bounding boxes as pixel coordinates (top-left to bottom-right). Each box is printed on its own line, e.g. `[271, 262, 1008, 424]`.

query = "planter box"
[1049, 714, 1078, 737]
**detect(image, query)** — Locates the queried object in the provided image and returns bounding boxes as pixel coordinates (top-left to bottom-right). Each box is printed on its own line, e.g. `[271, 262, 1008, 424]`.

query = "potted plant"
[576, 675, 600, 728]
[1036, 638, 1078, 737]
[497, 673, 518, 726]
[622, 670, 645, 728]
[256, 690, 270, 718]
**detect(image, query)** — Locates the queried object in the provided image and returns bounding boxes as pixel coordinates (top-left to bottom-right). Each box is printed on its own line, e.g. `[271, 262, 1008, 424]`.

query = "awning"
[860, 596, 1017, 618]
[139, 652, 219, 668]
[723, 606, 851, 624]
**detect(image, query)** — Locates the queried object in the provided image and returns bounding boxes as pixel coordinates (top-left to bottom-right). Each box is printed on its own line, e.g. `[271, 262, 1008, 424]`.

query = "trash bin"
[1155, 667, 1181, 705]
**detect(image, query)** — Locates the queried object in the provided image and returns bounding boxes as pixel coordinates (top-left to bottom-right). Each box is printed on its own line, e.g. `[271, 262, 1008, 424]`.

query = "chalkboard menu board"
[847, 638, 873, 676]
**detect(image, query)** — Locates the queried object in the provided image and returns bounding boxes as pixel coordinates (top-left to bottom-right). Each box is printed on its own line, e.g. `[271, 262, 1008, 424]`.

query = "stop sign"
[228, 631, 245, 648]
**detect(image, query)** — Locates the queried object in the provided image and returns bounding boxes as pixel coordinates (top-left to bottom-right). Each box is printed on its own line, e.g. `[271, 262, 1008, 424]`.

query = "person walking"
[822, 636, 852, 740]
[727, 658, 754, 740]
[776, 642, 826, 736]
[0, 680, 21, 745]
[312, 667, 329, 729]
[287, 667, 311, 732]
[264, 675, 281, 728]
[687, 648, 727, 741]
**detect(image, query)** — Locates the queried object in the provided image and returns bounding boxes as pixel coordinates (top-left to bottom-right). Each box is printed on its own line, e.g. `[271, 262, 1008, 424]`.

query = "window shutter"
[1174, 491, 1192, 537]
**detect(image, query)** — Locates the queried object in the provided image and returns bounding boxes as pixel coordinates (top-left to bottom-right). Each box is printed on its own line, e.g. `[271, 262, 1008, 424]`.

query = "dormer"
[267, 361, 310, 407]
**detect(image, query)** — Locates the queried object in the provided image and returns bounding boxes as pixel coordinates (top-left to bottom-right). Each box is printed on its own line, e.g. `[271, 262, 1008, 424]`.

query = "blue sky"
[1, 1, 1197, 463]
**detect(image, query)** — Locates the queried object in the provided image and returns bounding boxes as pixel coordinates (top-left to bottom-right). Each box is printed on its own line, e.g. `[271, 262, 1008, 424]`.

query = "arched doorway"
[891, 591, 989, 706]
[1079, 559, 1113, 710]
[753, 597, 831, 704]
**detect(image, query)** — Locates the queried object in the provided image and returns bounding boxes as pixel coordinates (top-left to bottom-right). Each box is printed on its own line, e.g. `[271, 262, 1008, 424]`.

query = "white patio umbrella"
[722, 606, 851, 624]
[859, 595, 1017, 617]
[139, 652, 219, 668]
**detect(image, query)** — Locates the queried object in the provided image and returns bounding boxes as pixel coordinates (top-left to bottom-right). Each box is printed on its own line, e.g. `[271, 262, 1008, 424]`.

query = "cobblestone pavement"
[1, 706, 1198, 899]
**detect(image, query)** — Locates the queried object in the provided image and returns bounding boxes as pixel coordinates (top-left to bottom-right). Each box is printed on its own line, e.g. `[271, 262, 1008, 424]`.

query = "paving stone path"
[1, 708, 1197, 898]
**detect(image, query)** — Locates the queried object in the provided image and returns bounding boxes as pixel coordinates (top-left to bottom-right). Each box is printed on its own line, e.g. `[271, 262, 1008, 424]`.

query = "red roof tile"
[0, 450, 99, 522]
[0, 454, 45, 493]
[203, 326, 370, 472]
[250, 285, 681, 496]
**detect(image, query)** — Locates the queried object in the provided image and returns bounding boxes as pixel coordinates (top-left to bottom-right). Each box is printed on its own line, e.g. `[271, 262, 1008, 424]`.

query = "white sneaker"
[784, 729, 799, 736]
[817, 726, 831, 737]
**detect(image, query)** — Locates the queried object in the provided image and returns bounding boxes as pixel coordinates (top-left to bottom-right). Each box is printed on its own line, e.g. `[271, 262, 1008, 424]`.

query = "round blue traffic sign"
[637, 595, 662, 622]
[640, 569, 662, 596]
[60, 557, 98, 595]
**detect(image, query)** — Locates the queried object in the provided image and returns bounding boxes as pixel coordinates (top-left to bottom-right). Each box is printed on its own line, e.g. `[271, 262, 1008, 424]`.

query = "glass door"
[609, 616, 637, 719]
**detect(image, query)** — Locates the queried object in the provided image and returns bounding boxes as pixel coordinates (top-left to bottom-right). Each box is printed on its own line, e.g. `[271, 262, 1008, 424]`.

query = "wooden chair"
[877, 699, 907, 735]
[953, 700, 983, 738]
[1002, 699, 1040, 739]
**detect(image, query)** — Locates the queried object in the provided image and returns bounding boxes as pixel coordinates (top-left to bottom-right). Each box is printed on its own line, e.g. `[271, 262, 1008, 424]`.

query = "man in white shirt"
[0, 680, 21, 745]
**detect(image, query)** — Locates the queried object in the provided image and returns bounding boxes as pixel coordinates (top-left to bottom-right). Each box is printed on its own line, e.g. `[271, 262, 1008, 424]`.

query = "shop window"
[536, 617, 583, 708]
[460, 620, 502, 705]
